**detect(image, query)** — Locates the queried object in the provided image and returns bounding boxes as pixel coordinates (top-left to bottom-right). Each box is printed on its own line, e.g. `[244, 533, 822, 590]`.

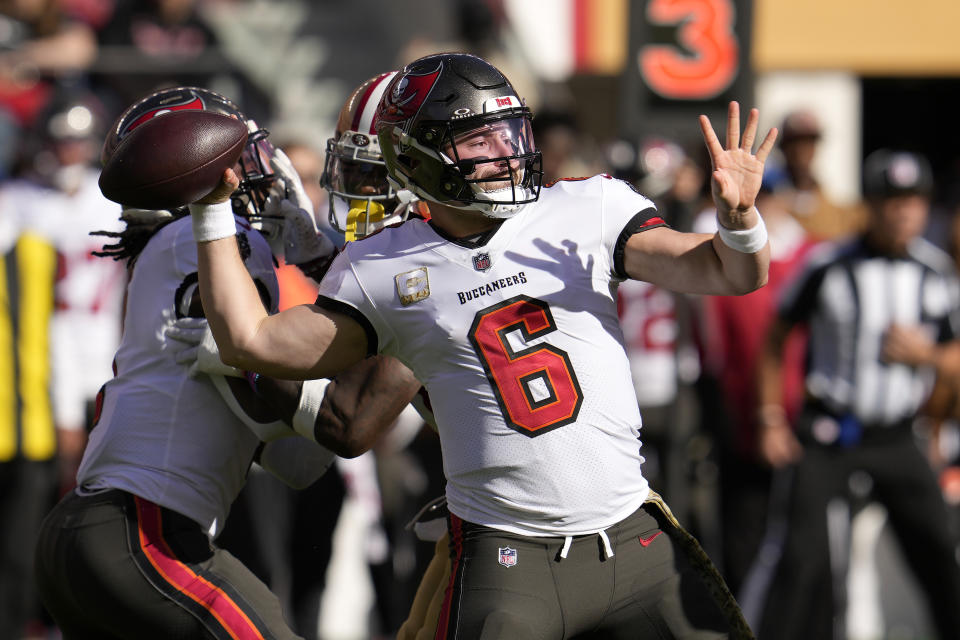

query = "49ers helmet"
[101, 86, 277, 219]
[374, 53, 541, 218]
[321, 71, 410, 241]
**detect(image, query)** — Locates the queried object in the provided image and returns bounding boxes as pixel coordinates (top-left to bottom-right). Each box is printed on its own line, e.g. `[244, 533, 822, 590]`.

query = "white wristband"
[189, 201, 236, 243]
[717, 210, 768, 253]
[293, 378, 331, 440]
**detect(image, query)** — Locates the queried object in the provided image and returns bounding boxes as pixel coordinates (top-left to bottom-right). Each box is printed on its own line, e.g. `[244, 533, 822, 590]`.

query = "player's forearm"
[250, 374, 362, 456]
[195, 235, 271, 369]
[315, 356, 422, 457]
[247, 355, 419, 457]
[625, 228, 767, 295]
[711, 234, 770, 295]
[243, 376, 303, 424]
[711, 205, 769, 294]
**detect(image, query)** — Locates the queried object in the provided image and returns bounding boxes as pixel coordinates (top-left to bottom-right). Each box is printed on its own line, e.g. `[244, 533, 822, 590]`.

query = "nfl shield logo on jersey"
[473, 252, 491, 272]
[498, 547, 517, 568]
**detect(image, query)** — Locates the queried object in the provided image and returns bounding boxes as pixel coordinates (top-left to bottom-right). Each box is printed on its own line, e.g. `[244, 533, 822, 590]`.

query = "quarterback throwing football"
[194, 53, 776, 639]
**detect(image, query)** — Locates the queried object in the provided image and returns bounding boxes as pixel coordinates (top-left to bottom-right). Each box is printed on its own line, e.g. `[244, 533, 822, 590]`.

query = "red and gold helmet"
[321, 72, 412, 241]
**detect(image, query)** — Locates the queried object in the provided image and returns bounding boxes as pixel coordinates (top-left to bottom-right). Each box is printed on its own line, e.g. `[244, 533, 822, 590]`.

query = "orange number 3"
[639, 0, 739, 100]
[469, 296, 583, 437]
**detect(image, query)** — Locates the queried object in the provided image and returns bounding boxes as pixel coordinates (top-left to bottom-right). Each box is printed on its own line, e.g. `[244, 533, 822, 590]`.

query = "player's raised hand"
[699, 102, 778, 225]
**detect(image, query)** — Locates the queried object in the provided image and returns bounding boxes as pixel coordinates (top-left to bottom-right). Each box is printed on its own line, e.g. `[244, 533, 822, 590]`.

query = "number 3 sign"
[639, 0, 739, 100]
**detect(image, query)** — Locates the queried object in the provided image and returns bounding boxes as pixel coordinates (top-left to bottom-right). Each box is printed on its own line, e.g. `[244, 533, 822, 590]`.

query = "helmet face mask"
[375, 53, 542, 218]
[323, 130, 401, 240]
[232, 126, 277, 220]
[436, 115, 539, 212]
[102, 86, 277, 219]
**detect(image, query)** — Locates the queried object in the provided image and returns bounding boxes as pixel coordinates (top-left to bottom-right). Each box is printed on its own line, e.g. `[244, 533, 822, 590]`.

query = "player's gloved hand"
[270, 147, 314, 217]
[256, 196, 286, 259]
[166, 317, 244, 378]
[261, 194, 336, 268]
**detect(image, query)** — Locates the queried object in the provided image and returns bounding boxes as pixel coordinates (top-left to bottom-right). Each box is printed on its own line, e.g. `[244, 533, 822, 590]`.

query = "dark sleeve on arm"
[314, 295, 379, 357]
[613, 207, 668, 279]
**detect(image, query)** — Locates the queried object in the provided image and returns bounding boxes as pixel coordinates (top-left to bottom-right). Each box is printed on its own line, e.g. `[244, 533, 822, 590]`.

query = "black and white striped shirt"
[779, 236, 960, 426]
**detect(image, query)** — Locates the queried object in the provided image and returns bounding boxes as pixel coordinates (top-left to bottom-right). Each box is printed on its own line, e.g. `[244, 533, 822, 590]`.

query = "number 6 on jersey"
[468, 295, 583, 436]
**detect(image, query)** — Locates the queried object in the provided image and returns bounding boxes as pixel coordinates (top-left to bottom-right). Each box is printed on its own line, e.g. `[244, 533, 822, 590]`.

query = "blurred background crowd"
[2, 0, 960, 639]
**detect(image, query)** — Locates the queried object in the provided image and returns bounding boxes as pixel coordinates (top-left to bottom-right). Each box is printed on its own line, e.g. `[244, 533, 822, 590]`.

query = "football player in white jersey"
[33, 86, 420, 640]
[175, 72, 444, 638]
[191, 52, 777, 639]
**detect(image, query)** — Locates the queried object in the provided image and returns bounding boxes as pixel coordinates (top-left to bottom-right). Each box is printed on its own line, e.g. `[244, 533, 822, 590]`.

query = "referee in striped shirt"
[754, 149, 960, 640]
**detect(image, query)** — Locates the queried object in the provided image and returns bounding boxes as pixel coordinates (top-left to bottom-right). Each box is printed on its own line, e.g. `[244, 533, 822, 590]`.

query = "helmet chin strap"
[436, 197, 528, 219]
[481, 203, 528, 219]
[456, 185, 532, 218]
[345, 199, 385, 242]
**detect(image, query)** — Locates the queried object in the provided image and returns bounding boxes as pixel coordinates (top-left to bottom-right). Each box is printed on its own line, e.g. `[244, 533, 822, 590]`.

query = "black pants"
[34, 489, 302, 640]
[1, 457, 58, 639]
[758, 416, 960, 640]
[436, 497, 753, 639]
[716, 455, 773, 598]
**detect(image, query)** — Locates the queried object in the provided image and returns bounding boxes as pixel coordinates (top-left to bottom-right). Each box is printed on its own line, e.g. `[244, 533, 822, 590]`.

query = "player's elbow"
[217, 332, 266, 370]
[312, 412, 377, 458]
[318, 432, 372, 458]
[332, 439, 370, 459]
[756, 271, 770, 290]
[334, 419, 384, 457]
[732, 271, 768, 295]
[217, 344, 251, 369]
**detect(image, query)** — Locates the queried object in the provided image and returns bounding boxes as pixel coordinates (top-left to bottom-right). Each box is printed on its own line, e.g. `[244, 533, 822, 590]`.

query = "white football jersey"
[77, 215, 278, 537]
[319, 174, 664, 536]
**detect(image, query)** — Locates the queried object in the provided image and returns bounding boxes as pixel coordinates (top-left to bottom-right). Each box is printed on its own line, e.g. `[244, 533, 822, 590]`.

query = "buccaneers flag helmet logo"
[378, 68, 441, 126]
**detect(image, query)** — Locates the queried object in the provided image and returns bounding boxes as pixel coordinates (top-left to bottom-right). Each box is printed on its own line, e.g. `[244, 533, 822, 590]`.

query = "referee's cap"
[863, 149, 933, 199]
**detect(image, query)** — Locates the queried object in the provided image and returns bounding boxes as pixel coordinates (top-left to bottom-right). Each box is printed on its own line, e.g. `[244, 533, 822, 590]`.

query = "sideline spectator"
[776, 109, 867, 241]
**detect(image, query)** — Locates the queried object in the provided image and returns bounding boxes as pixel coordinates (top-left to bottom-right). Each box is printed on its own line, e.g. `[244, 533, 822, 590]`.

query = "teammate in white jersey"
[33, 86, 419, 640]
[192, 52, 777, 638]
[176, 72, 440, 638]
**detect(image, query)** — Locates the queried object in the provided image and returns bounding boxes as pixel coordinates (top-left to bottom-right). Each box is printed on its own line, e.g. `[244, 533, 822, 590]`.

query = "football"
[99, 110, 248, 210]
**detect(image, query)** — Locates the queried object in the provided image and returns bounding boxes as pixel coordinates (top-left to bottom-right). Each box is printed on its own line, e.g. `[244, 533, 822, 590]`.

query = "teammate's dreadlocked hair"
[91, 208, 189, 267]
